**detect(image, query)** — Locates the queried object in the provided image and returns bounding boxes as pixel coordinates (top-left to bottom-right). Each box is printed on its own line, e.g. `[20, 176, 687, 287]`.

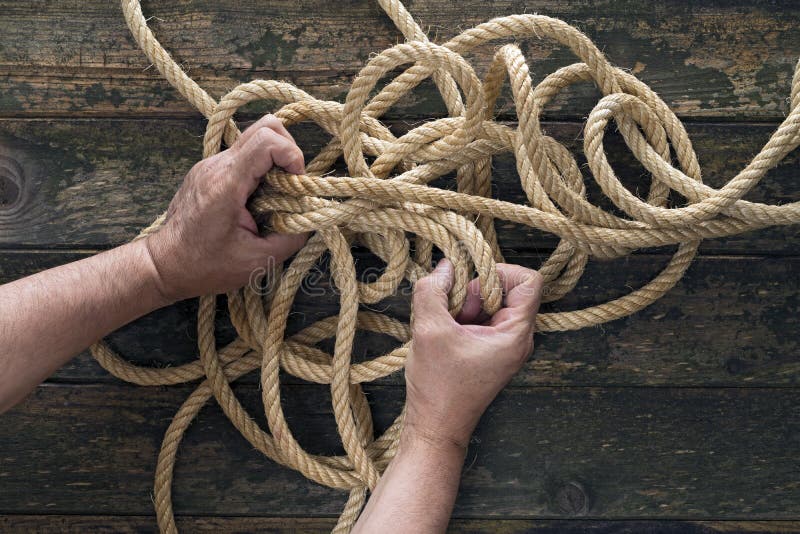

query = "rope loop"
[95, 1, 800, 532]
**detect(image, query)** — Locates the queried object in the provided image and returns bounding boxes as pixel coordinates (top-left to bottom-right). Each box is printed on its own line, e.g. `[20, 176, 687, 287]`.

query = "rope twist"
[91, 1, 800, 531]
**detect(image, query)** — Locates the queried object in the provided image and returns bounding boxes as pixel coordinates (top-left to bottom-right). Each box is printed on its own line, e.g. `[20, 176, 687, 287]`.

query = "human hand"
[144, 115, 308, 303]
[404, 260, 543, 450]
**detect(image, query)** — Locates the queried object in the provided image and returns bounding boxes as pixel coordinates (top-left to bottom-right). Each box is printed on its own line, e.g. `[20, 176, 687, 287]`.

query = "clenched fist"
[145, 115, 308, 302]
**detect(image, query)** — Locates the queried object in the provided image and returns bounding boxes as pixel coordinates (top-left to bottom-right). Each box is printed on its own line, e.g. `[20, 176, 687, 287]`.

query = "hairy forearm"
[353, 429, 467, 533]
[0, 239, 169, 412]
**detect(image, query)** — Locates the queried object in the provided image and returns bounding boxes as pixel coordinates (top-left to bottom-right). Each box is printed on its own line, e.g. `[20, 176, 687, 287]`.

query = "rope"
[90, 1, 800, 531]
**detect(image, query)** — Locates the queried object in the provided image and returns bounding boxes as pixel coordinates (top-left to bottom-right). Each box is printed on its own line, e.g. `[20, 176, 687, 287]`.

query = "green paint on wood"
[83, 83, 126, 108]
[236, 28, 300, 68]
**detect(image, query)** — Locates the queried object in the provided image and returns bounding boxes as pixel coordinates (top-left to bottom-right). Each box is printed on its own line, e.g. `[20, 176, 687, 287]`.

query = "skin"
[353, 260, 542, 533]
[0, 115, 307, 412]
[0, 114, 543, 532]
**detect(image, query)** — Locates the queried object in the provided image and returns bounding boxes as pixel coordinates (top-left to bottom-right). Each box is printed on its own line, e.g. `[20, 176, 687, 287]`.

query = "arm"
[0, 115, 307, 413]
[0, 240, 166, 413]
[353, 260, 543, 533]
[354, 426, 466, 533]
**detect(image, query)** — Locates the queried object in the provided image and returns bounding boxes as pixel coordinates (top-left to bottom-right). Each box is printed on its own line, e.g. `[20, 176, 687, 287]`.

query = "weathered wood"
[2, 383, 799, 518]
[1, 1, 799, 120]
[2, 0, 797, 529]
[1, 250, 798, 387]
[0, 118, 797, 253]
[2, 516, 799, 534]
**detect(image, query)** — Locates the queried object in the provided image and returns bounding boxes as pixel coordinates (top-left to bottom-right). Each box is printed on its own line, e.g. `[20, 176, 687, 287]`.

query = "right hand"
[404, 260, 543, 450]
[144, 114, 308, 303]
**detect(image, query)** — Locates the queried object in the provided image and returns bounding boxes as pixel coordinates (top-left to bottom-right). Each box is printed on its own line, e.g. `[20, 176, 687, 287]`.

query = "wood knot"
[0, 155, 25, 213]
[554, 480, 590, 516]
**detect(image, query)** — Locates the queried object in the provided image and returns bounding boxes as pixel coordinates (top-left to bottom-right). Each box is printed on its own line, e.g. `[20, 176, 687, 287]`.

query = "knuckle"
[218, 152, 237, 172]
[253, 127, 275, 145]
[275, 133, 293, 149]
[193, 158, 217, 176]
[193, 172, 227, 201]
[249, 114, 276, 130]
[264, 114, 283, 129]
[527, 269, 544, 287]
[197, 152, 236, 177]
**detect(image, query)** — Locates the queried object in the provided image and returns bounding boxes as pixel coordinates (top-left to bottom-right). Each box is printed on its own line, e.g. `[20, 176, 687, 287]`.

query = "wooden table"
[1, 1, 799, 532]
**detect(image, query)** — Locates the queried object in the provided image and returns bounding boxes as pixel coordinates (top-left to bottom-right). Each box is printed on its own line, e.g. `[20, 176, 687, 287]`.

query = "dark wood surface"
[3, 384, 800, 518]
[1, 1, 799, 120]
[1, 0, 799, 532]
[0, 119, 798, 253]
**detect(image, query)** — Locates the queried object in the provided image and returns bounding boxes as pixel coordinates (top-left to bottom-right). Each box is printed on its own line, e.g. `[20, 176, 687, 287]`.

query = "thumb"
[412, 259, 455, 323]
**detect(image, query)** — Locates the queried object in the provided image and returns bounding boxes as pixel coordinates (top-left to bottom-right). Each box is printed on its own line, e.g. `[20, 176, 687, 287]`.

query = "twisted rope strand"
[89, 1, 800, 531]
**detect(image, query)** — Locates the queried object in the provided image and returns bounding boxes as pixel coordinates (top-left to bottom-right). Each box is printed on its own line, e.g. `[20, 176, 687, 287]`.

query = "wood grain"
[0, 118, 796, 253]
[0, 1, 799, 119]
[2, 383, 799, 518]
[2, 1, 799, 527]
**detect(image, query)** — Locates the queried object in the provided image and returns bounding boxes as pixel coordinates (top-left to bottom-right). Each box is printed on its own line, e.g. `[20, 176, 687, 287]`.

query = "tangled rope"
[90, 0, 800, 531]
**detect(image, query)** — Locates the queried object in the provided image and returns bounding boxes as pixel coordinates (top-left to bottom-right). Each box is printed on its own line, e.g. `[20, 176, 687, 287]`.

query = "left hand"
[144, 114, 308, 302]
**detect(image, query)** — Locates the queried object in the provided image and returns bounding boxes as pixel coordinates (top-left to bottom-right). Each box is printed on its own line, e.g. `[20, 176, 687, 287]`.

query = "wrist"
[400, 419, 471, 457]
[403, 401, 479, 452]
[132, 236, 176, 308]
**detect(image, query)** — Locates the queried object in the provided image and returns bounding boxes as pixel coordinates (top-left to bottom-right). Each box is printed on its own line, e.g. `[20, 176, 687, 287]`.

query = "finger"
[499, 264, 543, 311]
[253, 231, 310, 263]
[454, 276, 489, 324]
[489, 264, 543, 327]
[235, 114, 297, 149]
[412, 259, 455, 323]
[233, 127, 306, 198]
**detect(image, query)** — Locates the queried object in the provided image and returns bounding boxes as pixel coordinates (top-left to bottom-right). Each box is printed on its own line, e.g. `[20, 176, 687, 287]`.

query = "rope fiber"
[91, 0, 800, 531]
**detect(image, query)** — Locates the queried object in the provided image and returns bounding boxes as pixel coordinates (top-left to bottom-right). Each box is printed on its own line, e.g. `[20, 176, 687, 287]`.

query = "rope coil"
[91, 0, 800, 531]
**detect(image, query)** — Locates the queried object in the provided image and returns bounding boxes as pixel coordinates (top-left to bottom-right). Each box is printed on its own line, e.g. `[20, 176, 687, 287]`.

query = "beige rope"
[91, 1, 800, 531]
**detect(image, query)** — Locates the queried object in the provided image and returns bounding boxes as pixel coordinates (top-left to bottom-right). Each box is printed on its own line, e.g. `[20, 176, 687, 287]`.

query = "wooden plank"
[1, 250, 798, 387]
[0, 118, 797, 253]
[2, 383, 799, 518]
[2, 516, 800, 534]
[1, 1, 799, 120]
